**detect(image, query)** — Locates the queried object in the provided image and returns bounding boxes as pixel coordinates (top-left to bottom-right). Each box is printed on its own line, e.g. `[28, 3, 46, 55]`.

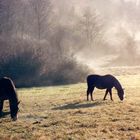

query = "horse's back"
[0, 76, 15, 85]
[87, 74, 116, 89]
[87, 74, 115, 81]
[87, 74, 101, 81]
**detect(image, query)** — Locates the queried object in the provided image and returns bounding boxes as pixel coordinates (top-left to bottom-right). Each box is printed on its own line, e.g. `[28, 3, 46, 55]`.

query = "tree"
[29, 0, 52, 42]
[78, 7, 103, 48]
[0, 0, 15, 36]
[111, 27, 139, 66]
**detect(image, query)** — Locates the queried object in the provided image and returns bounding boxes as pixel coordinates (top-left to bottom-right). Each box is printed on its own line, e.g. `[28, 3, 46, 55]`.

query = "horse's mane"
[113, 77, 123, 91]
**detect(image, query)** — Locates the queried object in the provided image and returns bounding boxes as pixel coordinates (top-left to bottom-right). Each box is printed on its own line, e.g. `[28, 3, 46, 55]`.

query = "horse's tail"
[86, 75, 91, 87]
[86, 75, 92, 94]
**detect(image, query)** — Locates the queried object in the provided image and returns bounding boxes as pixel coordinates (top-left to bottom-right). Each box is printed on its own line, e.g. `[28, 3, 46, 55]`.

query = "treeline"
[0, 0, 94, 87]
[0, 0, 140, 87]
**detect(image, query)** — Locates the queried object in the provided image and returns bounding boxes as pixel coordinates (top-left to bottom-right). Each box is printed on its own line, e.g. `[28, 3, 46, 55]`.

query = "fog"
[0, 0, 140, 86]
[53, 0, 140, 62]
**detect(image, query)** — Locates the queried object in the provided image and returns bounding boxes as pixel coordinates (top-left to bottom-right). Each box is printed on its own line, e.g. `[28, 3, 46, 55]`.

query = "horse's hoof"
[12, 118, 17, 121]
[12, 116, 18, 121]
[0, 112, 3, 117]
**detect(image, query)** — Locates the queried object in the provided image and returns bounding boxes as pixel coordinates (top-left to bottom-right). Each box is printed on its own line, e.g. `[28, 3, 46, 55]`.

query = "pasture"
[0, 74, 140, 140]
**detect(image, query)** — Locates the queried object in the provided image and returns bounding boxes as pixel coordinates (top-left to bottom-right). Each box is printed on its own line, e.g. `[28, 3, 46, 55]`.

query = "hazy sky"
[126, 0, 139, 5]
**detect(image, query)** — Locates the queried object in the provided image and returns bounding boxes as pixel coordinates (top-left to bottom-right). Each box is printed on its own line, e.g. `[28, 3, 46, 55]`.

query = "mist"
[0, 0, 140, 86]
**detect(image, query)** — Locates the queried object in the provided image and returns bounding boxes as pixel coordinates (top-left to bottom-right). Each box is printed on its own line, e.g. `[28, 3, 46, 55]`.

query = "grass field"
[0, 74, 140, 140]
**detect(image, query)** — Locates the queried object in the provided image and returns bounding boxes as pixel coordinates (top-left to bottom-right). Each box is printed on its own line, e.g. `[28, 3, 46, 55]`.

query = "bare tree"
[29, 0, 52, 42]
[0, 0, 15, 36]
[78, 7, 103, 48]
[113, 28, 138, 66]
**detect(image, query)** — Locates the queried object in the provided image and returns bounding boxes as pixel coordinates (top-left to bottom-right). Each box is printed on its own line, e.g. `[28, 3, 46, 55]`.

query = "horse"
[86, 74, 124, 101]
[0, 77, 20, 121]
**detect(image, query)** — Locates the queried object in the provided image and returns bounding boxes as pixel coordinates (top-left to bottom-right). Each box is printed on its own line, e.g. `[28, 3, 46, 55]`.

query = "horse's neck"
[10, 90, 19, 104]
[114, 80, 122, 91]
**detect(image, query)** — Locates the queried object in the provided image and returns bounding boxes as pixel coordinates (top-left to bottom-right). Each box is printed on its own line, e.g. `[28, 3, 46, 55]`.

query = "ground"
[0, 74, 140, 140]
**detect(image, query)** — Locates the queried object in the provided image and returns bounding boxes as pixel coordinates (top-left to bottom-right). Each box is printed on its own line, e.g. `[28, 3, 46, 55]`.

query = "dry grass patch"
[0, 75, 140, 139]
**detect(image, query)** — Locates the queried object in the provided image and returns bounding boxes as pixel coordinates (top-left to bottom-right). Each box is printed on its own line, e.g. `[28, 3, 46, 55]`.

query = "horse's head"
[117, 88, 124, 101]
[11, 101, 20, 121]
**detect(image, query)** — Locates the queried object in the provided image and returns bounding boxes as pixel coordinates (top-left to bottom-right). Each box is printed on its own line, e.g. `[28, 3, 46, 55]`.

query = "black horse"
[0, 77, 19, 121]
[86, 74, 124, 101]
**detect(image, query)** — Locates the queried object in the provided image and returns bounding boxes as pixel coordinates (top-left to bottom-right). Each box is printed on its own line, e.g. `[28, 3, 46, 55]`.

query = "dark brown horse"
[86, 74, 124, 101]
[0, 77, 19, 121]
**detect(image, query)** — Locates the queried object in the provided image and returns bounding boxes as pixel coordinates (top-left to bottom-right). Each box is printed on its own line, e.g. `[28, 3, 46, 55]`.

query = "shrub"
[0, 38, 43, 87]
[40, 57, 89, 86]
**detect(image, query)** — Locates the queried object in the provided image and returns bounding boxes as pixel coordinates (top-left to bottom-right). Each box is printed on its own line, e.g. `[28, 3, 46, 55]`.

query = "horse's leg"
[103, 89, 109, 100]
[109, 89, 113, 101]
[9, 99, 16, 119]
[87, 87, 90, 101]
[90, 87, 95, 101]
[9, 99, 13, 119]
[0, 100, 4, 116]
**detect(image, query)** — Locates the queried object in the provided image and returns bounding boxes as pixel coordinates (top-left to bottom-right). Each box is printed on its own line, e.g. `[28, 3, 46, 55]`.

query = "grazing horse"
[86, 74, 124, 101]
[0, 77, 19, 121]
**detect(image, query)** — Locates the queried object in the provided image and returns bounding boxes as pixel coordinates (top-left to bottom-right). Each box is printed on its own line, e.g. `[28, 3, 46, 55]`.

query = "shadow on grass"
[52, 100, 103, 110]
[0, 111, 10, 118]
